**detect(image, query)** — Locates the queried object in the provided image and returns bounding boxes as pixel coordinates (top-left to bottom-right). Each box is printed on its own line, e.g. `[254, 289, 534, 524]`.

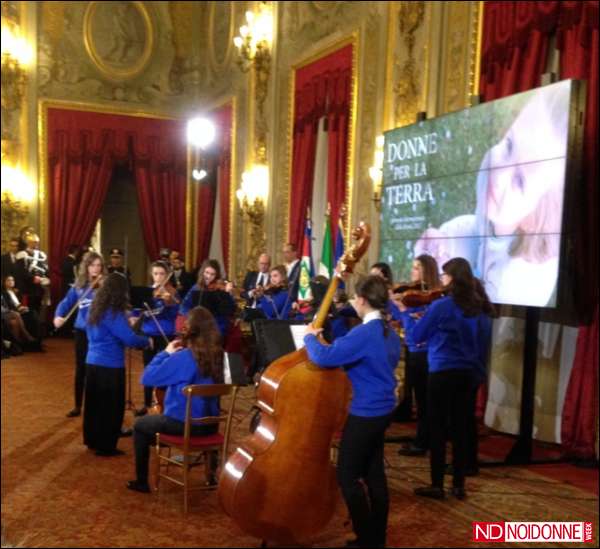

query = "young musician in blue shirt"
[179, 259, 236, 336]
[127, 306, 222, 493]
[132, 261, 179, 416]
[304, 275, 401, 548]
[393, 254, 441, 456]
[256, 265, 292, 320]
[54, 252, 105, 418]
[409, 257, 493, 499]
[84, 273, 150, 457]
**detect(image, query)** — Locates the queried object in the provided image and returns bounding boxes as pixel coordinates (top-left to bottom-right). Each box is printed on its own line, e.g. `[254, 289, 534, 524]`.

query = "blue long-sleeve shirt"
[411, 296, 491, 380]
[55, 285, 95, 331]
[179, 284, 235, 336]
[86, 310, 150, 368]
[304, 318, 401, 417]
[130, 292, 178, 337]
[399, 305, 428, 353]
[141, 349, 219, 423]
[256, 289, 292, 320]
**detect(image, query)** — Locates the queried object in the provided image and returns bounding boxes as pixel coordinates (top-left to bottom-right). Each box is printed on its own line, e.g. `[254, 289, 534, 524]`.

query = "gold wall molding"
[83, 1, 154, 83]
[208, 1, 234, 73]
[169, 1, 195, 60]
[392, 1, 425, 128]
[37, 99, 182, 256]
[469, 1, 483, 99]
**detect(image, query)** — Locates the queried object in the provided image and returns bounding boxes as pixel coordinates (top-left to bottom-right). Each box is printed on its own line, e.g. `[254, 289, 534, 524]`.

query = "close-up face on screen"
[379, 79, 575, 307]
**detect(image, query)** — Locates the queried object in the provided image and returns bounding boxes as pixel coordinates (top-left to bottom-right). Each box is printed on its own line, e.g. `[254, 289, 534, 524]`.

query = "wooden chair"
[154, 384, 238, 514]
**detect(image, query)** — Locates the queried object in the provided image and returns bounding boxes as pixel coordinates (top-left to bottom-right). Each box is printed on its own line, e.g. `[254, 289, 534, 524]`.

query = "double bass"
[218, 222, 371, 545]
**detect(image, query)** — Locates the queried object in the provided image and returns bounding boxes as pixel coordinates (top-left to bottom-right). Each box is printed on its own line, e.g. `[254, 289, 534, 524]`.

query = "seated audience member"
[1, 238, 21, 282]
[1, 275, 43, 351]
[1, 294, 30, 356]
[241, 253, 271, 307]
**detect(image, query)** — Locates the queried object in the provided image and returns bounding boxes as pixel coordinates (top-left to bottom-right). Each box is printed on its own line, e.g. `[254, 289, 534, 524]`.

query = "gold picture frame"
[83, 1, 154, 82]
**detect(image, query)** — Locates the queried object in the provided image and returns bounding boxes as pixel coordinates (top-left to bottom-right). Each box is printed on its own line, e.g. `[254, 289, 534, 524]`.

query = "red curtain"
[46, 109, 187, 303]
[132, 118, 187, 262]
[557, 0, 599, 459]
[480, 1, 600, 457]
[194, 105, 233, 269]
[289, 44, 353, 249]
[47, 109, 121, 306]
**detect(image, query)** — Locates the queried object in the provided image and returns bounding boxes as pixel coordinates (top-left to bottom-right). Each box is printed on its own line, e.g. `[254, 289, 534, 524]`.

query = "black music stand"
[251, 319, 305, 375]
[124, 286, 154, 413]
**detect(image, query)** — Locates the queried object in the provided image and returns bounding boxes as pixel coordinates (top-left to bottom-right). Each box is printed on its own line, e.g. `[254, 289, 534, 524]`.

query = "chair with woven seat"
[154, 383, 238, 513]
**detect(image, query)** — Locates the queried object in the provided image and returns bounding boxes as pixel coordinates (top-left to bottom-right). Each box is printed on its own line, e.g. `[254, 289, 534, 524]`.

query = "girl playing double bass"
[304, 275, 401, 548]
[127, 306, 222, 493]
[54, 251, 105, 418]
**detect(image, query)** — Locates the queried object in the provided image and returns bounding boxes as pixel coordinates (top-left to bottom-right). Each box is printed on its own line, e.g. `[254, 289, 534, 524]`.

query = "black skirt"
[83, 364, 125, 453]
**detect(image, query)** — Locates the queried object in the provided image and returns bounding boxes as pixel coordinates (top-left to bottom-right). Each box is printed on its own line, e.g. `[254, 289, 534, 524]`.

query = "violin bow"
[142, 301, 170, 346]
[62, 276, 102, 323]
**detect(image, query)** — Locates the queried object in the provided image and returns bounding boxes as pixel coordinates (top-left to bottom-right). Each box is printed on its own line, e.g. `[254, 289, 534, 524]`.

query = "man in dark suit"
[171, 256, 193, 298]
[241, 253, 271, 307]
[60, 244, 80, 298]
[282, 243, 300, 302]
[107, 248, 132, 286]
[1, 238, 21, 283]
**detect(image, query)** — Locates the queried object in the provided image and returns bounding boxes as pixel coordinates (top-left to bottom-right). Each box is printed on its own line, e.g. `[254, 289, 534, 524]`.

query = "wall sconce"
[233, 1, 273, 162]
[1, 165, 34, 251]
[1, 20, 31, 113]
[236, 164, 268, 270]
[369, 135, 385, 211]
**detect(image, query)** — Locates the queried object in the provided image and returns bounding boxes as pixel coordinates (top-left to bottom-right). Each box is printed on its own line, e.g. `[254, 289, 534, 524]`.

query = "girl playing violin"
[54, 252, 105, 418]
[84, 273, 151, 456]
[392, 254, 441, 457]
[255, 265, 292, 320]
[133, 260, 179, 416]
[179, 259, 236, 337]
[127, 306, 222, 493]
[410, 257, 493, 500]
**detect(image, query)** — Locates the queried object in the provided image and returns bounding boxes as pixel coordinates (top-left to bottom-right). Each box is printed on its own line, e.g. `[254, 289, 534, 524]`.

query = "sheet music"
[289, 324, 308, 350]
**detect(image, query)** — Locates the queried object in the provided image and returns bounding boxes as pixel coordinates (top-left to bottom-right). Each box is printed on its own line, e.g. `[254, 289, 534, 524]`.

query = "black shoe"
[134, 407, 148, 417]
[414, 486, 445, 499]
[398, 443, 427, 456]
[119, 427, 133, 437]
[451, 486, 466, 500]
[95, 448, 125, 457]
[127, 480, 151, 493]
[66, 408, 81, 418]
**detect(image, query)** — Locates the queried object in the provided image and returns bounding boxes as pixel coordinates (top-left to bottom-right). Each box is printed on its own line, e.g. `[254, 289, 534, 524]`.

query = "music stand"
[124, 286, 154, 412]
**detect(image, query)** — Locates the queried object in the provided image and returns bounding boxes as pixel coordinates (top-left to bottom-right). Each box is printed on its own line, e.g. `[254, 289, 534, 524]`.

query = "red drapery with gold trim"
[289, 44, 353, 249]
[47, 109, 186, 305]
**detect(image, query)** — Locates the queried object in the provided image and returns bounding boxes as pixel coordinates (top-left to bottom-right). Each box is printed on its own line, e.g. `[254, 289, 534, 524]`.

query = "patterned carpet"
[1, 339, 598, 548]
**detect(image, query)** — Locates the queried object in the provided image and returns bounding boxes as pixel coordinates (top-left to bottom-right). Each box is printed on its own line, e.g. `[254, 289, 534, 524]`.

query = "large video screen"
[379, 79, 583, 307]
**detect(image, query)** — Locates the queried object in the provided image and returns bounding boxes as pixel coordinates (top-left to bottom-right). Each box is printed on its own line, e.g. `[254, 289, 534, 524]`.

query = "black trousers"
[73, 329, 88, 409]
[466, 379, 482, 470]
[337, 413, 391, 548]
[133, 414, 218, 484]
[393, 346, 413, 420]
[83, 364, 125, 453]
[406, 350, 429, 449]
[428, 369, 471, 489]
[142, 336, 170, 407]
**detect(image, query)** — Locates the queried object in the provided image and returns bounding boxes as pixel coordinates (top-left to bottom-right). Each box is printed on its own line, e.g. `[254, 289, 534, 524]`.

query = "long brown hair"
[75, 252, 105, 289]
[442, 258, 494, 317]
[88, 272, 130, 325]
[197, 259, 222, 288]
[415, 254, 441, 290]
[182, 306, 224, 382]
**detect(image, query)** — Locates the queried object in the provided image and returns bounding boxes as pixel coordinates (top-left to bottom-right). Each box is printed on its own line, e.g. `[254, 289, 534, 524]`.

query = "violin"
[400, 287, 445, 308]
[153, 281, 179, 304]
[203, 279, 243, 298]
[255, 282, 288, 297]
[391, 280, 427, 294]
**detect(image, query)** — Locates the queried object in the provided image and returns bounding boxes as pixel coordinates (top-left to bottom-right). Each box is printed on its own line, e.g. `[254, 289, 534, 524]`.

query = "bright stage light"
[192, 168, 208, 181]
[186, 118, 216, 150]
